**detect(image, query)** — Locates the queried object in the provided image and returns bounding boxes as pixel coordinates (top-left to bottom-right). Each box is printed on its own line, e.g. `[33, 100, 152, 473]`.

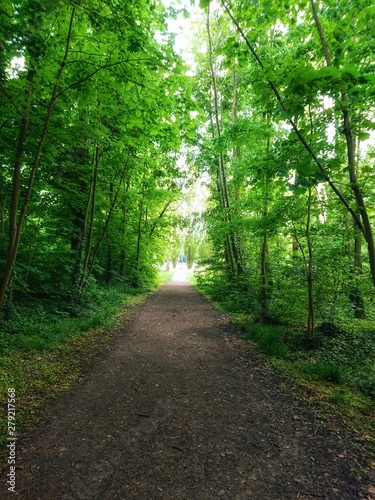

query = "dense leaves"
[0, 0, 196, 312]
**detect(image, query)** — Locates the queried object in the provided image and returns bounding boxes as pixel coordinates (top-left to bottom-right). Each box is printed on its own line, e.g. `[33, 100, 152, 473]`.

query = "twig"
[295, 490, 326, 498]
[172, 446, 184, 452]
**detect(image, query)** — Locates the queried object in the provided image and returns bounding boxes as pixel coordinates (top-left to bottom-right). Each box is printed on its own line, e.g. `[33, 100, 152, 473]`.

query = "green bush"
[243, 324, 289, 358]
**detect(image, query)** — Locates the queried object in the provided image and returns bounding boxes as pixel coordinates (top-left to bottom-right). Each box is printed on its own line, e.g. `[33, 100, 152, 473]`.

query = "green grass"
[0, 287, 140, 353]
[301, 360, 345, 384]
[241, 324, 290, 358]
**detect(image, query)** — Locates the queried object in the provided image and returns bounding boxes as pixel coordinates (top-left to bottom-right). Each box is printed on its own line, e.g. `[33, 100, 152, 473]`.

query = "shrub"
[244, 324, 289, 358]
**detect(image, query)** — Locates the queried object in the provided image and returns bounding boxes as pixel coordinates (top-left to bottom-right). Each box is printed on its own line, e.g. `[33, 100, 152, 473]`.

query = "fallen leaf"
[357, 435, 369, 442]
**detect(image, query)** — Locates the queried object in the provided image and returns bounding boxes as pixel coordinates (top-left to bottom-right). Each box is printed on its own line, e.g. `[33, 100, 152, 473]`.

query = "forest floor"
[1, 271, 374, 499]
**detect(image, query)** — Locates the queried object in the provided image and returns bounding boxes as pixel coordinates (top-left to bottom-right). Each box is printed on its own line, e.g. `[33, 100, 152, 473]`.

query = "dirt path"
[2, 272, 372, 499]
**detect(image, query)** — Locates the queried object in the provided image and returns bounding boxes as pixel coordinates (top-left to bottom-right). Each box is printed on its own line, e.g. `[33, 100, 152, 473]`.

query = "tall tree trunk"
[80, 159, 129, 290]
[259, 138, 271, 323]
[22, 213, 42, 293]
[119, 181, 130, 277]
[306, 188, 314, 338]
[0, 7, 76, 308]
[259, 232, 269, 323]
[70, 147, 94, 289]
[106, 239, 112, 284]
[349, 219, 365, 318]
[207, 8, 243, 279]
[105, 182, 114, 284]
[0, 69, 34, 306]
[348, 140, 365, 318]
[77, 143, 100, 291]
[136, 185, 145, 270]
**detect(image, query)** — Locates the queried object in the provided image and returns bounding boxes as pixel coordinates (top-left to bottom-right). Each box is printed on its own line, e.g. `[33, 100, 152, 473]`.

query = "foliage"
[238, 318, 375, 399]
[0, 0, 197, 315]
[0, 281, 146, 352]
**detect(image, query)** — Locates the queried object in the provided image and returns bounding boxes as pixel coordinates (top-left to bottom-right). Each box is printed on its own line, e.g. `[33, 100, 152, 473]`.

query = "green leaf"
[199, 0, 211, 8]
[357, 132, 370, 141]
[296, 162, 319, 177]
[287, 182, 308, 195]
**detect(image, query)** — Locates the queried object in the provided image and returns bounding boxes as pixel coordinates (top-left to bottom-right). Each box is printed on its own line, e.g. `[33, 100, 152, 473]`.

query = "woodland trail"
[2, 272, 372, 499]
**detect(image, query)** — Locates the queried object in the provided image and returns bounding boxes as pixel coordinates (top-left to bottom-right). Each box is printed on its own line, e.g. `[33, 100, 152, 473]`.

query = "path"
[2, 272, 371, 499]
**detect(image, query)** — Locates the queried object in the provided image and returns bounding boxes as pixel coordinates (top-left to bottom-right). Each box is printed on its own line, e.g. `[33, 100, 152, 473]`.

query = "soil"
[1, 271, 374, 499]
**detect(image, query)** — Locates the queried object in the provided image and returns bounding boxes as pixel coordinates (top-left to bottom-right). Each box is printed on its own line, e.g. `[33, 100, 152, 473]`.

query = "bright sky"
[161, 0, 197, 66]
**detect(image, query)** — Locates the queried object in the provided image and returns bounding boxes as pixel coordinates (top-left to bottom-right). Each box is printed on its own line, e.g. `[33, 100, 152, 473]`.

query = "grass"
[0, 272, 173, 467]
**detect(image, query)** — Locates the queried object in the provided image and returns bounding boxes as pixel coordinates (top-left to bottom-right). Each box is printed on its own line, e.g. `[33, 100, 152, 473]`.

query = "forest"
[0, 0, 375, 406]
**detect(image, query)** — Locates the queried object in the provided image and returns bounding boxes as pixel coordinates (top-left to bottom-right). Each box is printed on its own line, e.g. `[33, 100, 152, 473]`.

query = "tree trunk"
[207, 8, 243, 279]
[136, 186, 145, 270]
[260, 139, 271, 323]
[306, 188, 314, 338]
[119, 183, 130, 277]
[349, 221, 365, 318]
[0, 69, 34, 307]
[105, 238, 112, 284]
[77, 143, 99, 291]
[259, 232, 270, 322]
[80, 159, 129, 290]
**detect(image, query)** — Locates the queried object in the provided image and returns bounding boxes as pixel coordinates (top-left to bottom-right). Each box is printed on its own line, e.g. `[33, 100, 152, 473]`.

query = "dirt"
[1, 271, 374, 499]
